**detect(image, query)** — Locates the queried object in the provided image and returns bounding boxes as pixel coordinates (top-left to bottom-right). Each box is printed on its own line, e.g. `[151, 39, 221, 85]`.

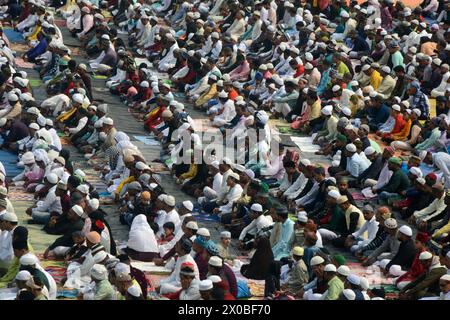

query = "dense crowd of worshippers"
[0, 0, 449, 301]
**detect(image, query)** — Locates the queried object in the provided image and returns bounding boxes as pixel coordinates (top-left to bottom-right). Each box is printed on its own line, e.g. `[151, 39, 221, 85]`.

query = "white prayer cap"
[127, 285, 141, 297]
[101, 34, 110, 41]
[228, 172, 240, 181]
[89, 198, 100, 211]
[1, 211, 18, 222]
[13, 77, 29, 87]
[91, 264, 108, 280]
[297, 212, 308, 223]
[332, 85, 341, 92]
[398, 225, 413, 237]
[220, 231, 231, 239]
[186, 221, 198, 230]
[244, 169, 255, 180]
[74, 169, 86, 178]
[440, 274, 450, 282]
[433, 58, 442, 66]
[146, 183, 158, 191]
[337, 265, 350, 277]
[400, 100, 410, 109]
[19, 253, 39, 266]
[211, 32, 220, 39]
[343, 289, 356, 300]
[135, 161, 149, 171]
[321, 105, 333, 116]
[381, 66, 391, 74]
[163, 195, 175, 206]
[88, 105, 97, 112]
[72, 93, 84, 103]
[46, 173, 58, 184]
[218, 90, 228, 98]
[389, 265, 404, 277]
[15, 270, 32, 281]
[98, 104, 108, 113]
[300, 158, 311, 166]
[197, 228, 210, 237]
[310, 256, 325, 266]
[140, 81, 149, 88]
[102, 117, 114, 125]
[346, 143, 357, 153]
[71, 205, 86, 219]
[416, 177, 426, 185]
[347, 274, 361, 286]
[328, 190, 341, 200]
[364, 146, 376, 156]
[362, 64, 371, 72]
[342, 107, 351, 116]
[208, 275, 222, 283]
[22, 151, 35, 164]
[76, 184, 89, 195]
[419, 251, 433, 260]
[340, 11, 350, 18]
[384, 218, 398, 229]
[7, 92, 19, 102]
[390, 104, 401, 113]
[114, 262, 131, 275]
[324, 264, 337, 272]
[250, 203, 263, 212]
[304, 62, 313, 70]
[208, 256, 223, 268]
[199, 279, 213, 291]
[180, 200, 193, 212]
[408, 167, 422, 178]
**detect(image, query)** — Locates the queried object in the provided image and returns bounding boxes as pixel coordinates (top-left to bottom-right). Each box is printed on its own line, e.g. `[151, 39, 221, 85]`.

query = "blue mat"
[4, 28, 25, 43]
[192, 212, 221, 222]
[0, 150, 21, 178]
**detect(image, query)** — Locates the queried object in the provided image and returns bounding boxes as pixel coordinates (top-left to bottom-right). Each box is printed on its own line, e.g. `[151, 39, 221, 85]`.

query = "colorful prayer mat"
[14, 58, 34, 69]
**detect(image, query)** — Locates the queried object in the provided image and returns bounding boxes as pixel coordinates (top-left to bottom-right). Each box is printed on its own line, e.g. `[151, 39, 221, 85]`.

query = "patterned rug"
[345, 262, 395, 287]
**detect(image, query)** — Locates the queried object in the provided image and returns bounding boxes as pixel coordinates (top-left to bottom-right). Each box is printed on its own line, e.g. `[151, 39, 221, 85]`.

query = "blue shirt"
[369, 104, 390, 126]
[27, 38, 47, 60]
[272, 218, 295, 261]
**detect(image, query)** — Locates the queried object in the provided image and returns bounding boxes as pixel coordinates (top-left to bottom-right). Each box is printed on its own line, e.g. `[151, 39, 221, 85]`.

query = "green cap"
[336, 134, 347, 143]
[388, 157, 402, 166]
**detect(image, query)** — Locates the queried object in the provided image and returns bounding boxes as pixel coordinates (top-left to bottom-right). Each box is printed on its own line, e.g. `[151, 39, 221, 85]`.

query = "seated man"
[375, 157, 411, 204]
[361, 218, 400, 266]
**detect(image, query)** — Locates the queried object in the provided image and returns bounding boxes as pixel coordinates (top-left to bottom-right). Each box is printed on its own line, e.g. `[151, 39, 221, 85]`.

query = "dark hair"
[211, 286, 225, 300]
[284, 160, 296, 169]
[117, 254, 131, 263]
[313, 166, 325, 176]
[163, 222, 175, 231]
[13, 240, 28, 250]
[17, 290, 35, 300]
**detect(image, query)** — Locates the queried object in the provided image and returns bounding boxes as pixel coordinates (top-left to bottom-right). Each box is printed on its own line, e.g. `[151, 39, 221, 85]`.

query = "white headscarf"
[127, 214, 159, 253]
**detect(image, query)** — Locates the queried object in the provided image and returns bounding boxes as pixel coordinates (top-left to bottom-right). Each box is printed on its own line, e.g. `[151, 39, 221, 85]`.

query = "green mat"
[29, 79, 43, 87]
[275, 125, 303, 136]
[93, 74, 108, 79]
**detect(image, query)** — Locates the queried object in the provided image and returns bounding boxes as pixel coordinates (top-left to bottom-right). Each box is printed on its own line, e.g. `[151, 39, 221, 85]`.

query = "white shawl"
[127, 214, 159, 253]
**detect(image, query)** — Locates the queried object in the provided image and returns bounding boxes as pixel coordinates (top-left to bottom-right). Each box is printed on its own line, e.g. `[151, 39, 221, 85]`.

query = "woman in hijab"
[240, 236, 274, 280]
[124, 214, 160, 262]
